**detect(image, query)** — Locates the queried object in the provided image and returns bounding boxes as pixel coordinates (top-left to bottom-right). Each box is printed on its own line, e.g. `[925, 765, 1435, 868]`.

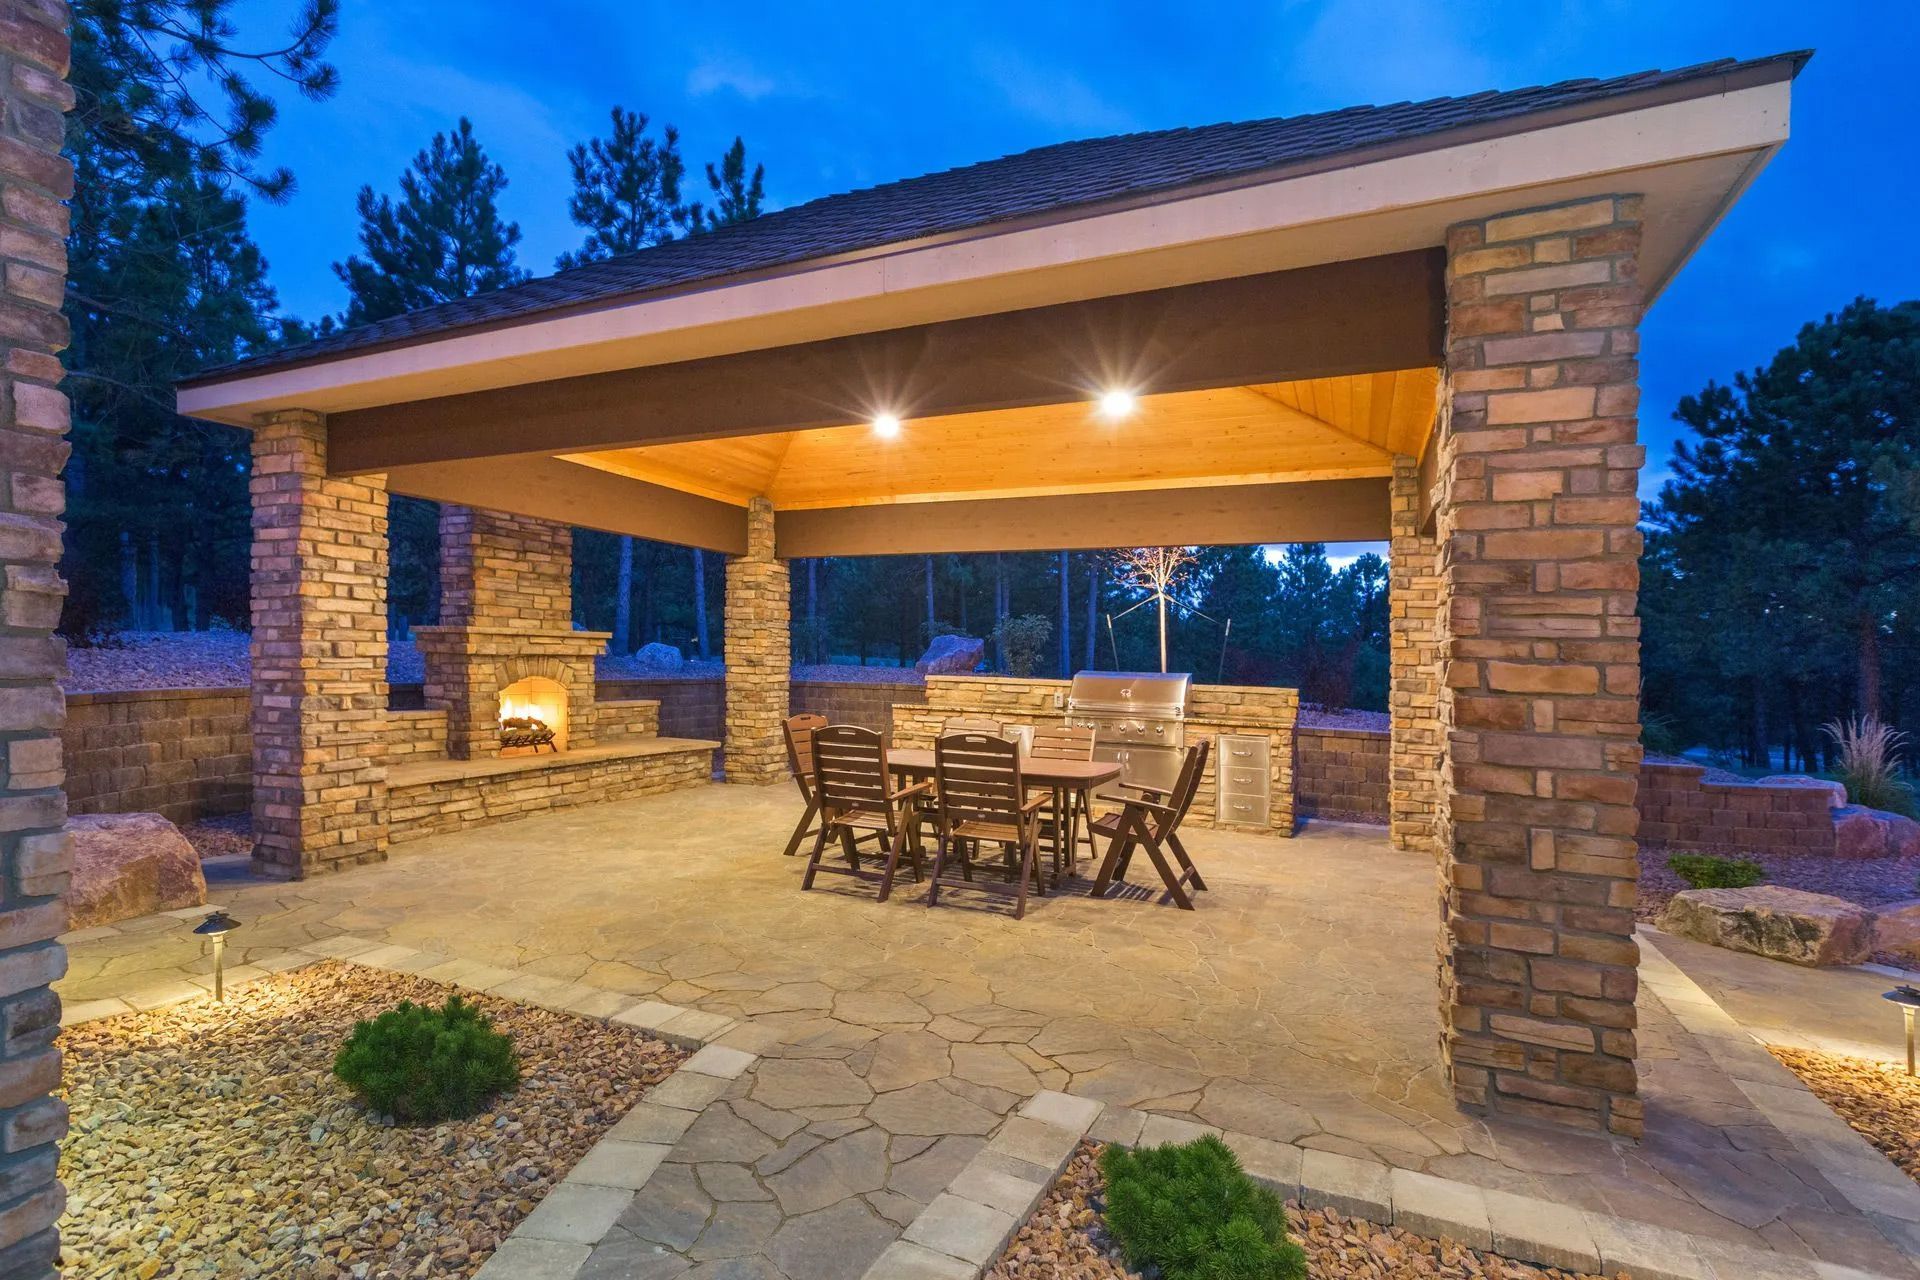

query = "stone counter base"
[387, 738, 718, 844]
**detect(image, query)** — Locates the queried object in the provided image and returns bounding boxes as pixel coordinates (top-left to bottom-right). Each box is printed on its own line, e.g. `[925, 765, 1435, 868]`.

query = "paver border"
[1639, 926, 1920, 1262]
[871, 1086, 1913, 1280]
[58, 919, 771, 1280]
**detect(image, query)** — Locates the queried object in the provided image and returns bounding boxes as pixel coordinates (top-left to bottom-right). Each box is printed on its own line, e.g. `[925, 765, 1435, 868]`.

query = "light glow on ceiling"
[872, 412, 902, 438]
[1097, 389, 1138, 419]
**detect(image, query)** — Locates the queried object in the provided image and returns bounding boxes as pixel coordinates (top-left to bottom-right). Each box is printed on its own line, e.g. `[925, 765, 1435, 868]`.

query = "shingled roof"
[188, 50, 1808, 384]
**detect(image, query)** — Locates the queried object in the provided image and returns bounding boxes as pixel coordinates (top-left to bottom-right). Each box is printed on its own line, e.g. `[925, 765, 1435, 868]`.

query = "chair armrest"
[890, 779, 935, 803]
[1019, 793, 1050, 814]
[1116, 781, 1171, 798]
[1120, 796, 1178, 819]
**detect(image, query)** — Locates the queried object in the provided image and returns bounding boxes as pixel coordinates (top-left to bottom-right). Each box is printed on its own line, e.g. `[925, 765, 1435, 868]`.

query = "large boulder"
[631, 642, 685, 672]
[1659, 886, 1874, 967]
[916, 634, 984, 675]
[69, 813, 207, 931]
[1834, 806, 1892, 859]
[1872, 900, 1920, 961]
[1755, 774, 1848, 810]
[1832, 805, 1920, 859]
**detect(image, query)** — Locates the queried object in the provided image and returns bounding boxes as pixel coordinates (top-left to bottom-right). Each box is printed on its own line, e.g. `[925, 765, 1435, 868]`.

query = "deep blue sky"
[238, 0, 1916, 503]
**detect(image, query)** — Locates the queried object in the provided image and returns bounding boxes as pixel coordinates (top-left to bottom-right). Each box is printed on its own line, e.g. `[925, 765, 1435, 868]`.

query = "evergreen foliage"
[1644, 299, 1920, 764]
[1666, 853, 1765, 890]
[333, 118, 528, 326]
[557, 107, 695, 269]
[1099, 1137, 1307, 1280]
[62, 0, 340, 639]
[333, 995, 519, 1122]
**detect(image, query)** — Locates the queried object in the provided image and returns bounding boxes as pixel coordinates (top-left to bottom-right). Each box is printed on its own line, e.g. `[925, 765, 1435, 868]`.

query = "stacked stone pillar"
[0, 7, 73, 1273]
[249, 411, 390, 878]
[723, 497, 789, 784]
[1388, 455, 1442, 854]
[1436, 195, 1645, 1136]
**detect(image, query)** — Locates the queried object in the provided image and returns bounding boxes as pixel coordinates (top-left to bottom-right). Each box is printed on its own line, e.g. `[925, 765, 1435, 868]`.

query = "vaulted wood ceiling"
[559, 367, 1439, 510]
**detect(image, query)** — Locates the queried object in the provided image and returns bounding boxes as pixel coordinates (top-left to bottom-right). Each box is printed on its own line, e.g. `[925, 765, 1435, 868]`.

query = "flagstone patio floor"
[57, 783, 1918, 1278]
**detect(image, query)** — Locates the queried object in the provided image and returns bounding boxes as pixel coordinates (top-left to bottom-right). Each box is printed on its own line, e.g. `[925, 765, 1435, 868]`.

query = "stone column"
[0, 6, 72, 1274]
[1389, 455, 1442, 854]
[249, 411, 390, 878]
[723, 497, 788, 783]
[1436, 195, 1645, 1137]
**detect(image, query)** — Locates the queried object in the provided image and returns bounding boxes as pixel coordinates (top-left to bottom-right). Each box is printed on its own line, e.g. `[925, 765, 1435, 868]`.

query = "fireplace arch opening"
[499, 675, 568, 753]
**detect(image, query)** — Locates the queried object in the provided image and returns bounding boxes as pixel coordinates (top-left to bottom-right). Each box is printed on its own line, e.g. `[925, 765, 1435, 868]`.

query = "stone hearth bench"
[387, 737, 720, 844]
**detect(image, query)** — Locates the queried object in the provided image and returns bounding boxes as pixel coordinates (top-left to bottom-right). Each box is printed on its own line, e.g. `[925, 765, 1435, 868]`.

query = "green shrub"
[992, 613, 1053, 678]
[333, 995, 519, 1122]
[1824, 714, 1918, 817]
[1100, 1136, 1306, 1280]
[1667, 852, 1765, 890]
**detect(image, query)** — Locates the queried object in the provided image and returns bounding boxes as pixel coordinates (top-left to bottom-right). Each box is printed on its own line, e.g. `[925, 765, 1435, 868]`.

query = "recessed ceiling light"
[1098, 389, 1138, 418]
[872, 413, 902, 438]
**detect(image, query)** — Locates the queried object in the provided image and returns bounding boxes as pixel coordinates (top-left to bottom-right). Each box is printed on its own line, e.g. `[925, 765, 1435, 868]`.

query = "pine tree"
[62, 0, 340, 637]
[692, 137, 766, 232]
[557, 107, 695, 269]
[335, 118, 528, 326]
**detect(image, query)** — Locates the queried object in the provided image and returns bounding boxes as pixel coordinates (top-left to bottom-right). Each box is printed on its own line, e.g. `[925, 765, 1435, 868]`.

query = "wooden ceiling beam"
[325, 250, 1444, 475]
[775, 477, 1389, 557]
[384, 456, 748, 553]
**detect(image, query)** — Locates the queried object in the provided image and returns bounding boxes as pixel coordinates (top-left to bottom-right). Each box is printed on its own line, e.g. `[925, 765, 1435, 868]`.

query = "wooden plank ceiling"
[560, 366, 1438, 510]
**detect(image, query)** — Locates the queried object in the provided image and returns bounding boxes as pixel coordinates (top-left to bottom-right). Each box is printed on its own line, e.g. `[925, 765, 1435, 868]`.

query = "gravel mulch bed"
[64, 630, 252, 693]
[59, 961, 686, 1279]
[178, 812, 252, 861]
[1770, 1046, 1920, 1185]
[1299, 706, 1390, 732]
[1636, 852, 1918, 924]
[987, 1141, 1617, 1280]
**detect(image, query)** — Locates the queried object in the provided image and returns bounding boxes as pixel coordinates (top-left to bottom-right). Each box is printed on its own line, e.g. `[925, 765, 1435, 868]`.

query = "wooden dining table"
[886, 748, 1121, 877]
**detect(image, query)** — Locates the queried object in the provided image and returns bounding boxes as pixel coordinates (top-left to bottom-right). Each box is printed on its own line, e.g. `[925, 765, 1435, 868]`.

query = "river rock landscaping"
[58, 961, 686, 1278]
[986, 1142, 1617, 1280]
[1770, 1045, 1920, 1185]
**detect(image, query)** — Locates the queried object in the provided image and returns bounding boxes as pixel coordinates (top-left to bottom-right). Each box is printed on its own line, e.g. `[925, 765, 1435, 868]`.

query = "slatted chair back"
[784, 713, 829, 801]
[942, 716, 1005, 738]
[1030, 724, 1095, 761]
[934, 732, 1027, 832]
[1158, 738, 1213, 836]
[811, 725, 893, 818]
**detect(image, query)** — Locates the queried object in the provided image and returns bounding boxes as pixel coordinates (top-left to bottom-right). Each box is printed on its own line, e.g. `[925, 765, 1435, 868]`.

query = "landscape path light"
[194, 909, 241, 1003]
[1883, 984, 1920, 1075]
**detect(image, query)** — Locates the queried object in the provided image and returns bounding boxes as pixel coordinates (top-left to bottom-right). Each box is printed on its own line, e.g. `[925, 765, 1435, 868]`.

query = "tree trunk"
[119, 531, 137, 628]
[614, 536, 633, 654]
[806, 558, 819, 664]
[1085, 561, 1097, 670]
[694, 548, 710, 658]
[1156, 592, 1169, 673]
[1058, 551, 1070, 676]
[145, 533, 161, 630]
[924, 555, 935, 640]
[1858, 609, 1883, 722]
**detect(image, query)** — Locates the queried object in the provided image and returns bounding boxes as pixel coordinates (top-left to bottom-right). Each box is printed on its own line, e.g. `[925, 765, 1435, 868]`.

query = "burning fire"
[499, 695, 552, 726]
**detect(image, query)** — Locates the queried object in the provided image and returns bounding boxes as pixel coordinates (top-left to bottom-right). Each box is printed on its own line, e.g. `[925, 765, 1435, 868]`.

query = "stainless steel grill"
[1066, 671, 1193, 794]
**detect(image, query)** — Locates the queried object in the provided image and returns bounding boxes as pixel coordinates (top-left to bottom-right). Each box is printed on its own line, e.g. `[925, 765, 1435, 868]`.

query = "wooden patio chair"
[1029, 723, 1095, 877]
[1088, 739, 1212, 910]
[804, 725, 932, 902]
[781, 713, 829, 857]
[928, 732, 1048, 919]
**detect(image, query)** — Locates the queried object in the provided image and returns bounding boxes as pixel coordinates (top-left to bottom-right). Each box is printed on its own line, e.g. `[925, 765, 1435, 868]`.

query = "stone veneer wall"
[386, 747, 709, 844]
[1296, 727, 1389, 824]
[1436, 194, 1647, 1137]
[65, 689, 249, 821]
[891, 675, 1298, 832]
[438, 506, 572, 630]
[598, 678, 726, 743]
[1638, 763, 1835, 855]
[0, 8, 72, 1271]
[722, 498, 789, 784]
[249, 411, 390, 879]
[1389, 456, 1443, 853]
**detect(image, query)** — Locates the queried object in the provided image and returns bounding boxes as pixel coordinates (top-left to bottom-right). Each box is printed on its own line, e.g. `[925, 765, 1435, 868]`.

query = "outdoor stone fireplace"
[412, 506, 609, 760]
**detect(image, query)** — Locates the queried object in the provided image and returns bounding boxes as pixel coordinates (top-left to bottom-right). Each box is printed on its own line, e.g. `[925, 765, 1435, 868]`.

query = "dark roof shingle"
[188, 51, 1808, 384]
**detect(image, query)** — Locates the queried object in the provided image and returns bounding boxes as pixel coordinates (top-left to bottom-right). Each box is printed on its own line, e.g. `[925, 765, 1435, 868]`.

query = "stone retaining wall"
[1297, 726, 1390, 823]
[1637, 762, 1836, 855]
[65, 689, 250, 822]
[793, 679, 926, 737]
[387, 746, 712, 844]
[596, 678, 725, 742]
